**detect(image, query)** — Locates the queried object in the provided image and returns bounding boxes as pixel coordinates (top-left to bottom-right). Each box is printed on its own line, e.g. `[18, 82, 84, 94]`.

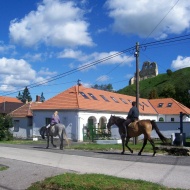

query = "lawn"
[27, 173, 180, 190]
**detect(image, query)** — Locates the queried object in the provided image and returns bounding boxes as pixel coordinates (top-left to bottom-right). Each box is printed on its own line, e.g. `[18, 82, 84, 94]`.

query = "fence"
[83, 124, 111, 142]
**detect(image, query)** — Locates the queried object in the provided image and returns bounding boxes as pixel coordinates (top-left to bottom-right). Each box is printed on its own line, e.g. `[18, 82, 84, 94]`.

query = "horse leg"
[121, 136, 125, 154]
[51, 136, 57, 148]
[148, 138, 156, 156]
[46, 135, 49, 149]
[138, 138, 147, 155]
[60, 138, 63, 150]
[58, 131, 63, 150]
[125, 137, 133, 154]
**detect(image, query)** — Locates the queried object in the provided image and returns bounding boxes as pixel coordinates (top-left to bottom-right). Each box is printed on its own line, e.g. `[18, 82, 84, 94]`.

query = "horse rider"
[41, 111, 61, 138]
[123, 101, 139, 136]
[46, 111, 60, 128]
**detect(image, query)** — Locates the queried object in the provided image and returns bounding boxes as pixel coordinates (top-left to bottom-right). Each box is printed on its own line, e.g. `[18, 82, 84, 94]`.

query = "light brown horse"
[107, 115, 168, 156]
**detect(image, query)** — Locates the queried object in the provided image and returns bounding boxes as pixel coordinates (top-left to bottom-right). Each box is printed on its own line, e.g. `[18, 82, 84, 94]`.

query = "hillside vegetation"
[117, 67, 190, 108]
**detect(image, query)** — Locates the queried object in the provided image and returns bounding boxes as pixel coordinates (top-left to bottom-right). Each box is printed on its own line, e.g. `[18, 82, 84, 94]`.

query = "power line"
[141, 0, 180, 44]
[2, 33, 190, 97]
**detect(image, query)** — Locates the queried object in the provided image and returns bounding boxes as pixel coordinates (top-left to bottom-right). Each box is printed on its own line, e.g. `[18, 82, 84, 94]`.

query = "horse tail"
[151, 120, 168, 144]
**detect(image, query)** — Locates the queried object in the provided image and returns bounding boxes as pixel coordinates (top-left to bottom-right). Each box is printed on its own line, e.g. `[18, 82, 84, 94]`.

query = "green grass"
[27, 173, 179, 190]
[0, 165, 9, 171]
[0, 138, 167, 154]
[0, 139, 45, 144]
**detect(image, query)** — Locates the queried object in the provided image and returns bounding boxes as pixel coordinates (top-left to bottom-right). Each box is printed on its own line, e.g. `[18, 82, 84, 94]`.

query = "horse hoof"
[121, 152, 124, 155]
[46, 147, 49, 149]
[138, 152, 141, 156]
[152, 153, 156, 157]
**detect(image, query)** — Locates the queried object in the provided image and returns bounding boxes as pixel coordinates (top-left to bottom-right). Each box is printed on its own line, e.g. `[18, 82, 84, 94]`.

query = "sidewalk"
[1, 145, 190, 190]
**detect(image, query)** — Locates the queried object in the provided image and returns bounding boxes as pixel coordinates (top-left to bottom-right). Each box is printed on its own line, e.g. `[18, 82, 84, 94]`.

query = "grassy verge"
[0, 165, 9, 171]
[27, 173, 179, 190]
[0, 139, 167, 153]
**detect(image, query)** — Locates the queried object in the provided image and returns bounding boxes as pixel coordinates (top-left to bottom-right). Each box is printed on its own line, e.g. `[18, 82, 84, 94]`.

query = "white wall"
[32, 109, 190, 142]
[10, 117, 32, 138]
[32, 110, 78, 140]
[77, 112, 157, 141]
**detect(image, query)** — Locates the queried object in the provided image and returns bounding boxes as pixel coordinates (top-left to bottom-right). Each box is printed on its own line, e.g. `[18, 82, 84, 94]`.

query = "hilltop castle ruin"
[129, 61, 158, 85]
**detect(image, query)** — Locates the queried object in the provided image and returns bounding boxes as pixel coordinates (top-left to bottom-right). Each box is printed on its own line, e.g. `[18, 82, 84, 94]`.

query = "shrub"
[0, 114, 13, 141]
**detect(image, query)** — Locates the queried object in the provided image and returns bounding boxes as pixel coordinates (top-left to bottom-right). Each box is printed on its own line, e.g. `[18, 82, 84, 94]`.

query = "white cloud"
[171, 55, 190, 70]
[77, 51, 134, 71]
[0, 57, 49, 92]
[96, 75, 110, 82]
[38, 67, 57, 76]
[9, 0, 94, 47]
[81, 82, 92, 88]
[23, 53, 43, 62]
[106, 0, 190, 39]
[58, 49, 84, 59]
[125, 73, 133, 79]
[0, 42, 15, 54]
[96, 28, 107, 34]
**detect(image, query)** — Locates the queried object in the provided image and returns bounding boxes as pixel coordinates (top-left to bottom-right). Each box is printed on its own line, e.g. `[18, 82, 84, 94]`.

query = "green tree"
[160, 83, 176, 98]
[149, 88, 158, 99]
[16, 91, 22, 101]
[91, 84, 114, 92]
[0, 114, 13, 141]
[166, 69, 173, 76]
[18, 86, 32, 103]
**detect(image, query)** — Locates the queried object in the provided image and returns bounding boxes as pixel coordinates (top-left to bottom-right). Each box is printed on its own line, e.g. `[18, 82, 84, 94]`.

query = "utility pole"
[134, 42, 140, 145]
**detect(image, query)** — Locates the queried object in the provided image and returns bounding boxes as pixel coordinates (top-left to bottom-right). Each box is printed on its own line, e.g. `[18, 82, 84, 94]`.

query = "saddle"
[128, 120, 138, 128]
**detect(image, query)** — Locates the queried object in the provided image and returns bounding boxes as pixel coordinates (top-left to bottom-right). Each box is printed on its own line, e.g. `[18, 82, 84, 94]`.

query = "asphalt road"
[0, 143, 190, 190]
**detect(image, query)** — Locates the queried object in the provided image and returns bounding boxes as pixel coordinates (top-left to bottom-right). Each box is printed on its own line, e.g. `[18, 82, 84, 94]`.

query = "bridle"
[107, 116, 115, 134]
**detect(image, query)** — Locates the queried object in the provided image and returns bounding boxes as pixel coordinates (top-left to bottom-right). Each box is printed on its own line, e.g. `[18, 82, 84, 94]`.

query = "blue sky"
[0, 0, 190, 100]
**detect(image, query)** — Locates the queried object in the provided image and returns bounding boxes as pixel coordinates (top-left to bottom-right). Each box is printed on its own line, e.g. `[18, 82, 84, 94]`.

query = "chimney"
[36, 95, 41, 102]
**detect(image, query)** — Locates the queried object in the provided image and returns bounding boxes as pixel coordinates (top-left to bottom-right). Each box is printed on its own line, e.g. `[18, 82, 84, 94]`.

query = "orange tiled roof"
[0, 96, 23, 114]
[10, 102, 41, 118]
[0, 96, 22, 103]
[149, 98, 190, 115]
[32, 85, 157, 115]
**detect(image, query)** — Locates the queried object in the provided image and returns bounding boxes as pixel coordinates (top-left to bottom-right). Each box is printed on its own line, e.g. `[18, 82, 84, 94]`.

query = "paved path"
[0, 145, 190, 190]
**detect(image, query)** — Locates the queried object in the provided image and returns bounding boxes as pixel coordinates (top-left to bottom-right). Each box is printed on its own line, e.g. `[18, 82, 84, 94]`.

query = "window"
[79, 92, 89, 99]
[111, 96, 119, 103]
[167, 103, 172, 107]
[88, 93, 97, 100]
[100, 95, 109, 102]
[45, 118, 51, 125]
[159, 117, 164, 122]
[27, 117, 33, 127]
[158, 103, 163, 107]
[171, 118, 175, 122]
[119, 98, 128, 104]
[13, 120, 19, 132]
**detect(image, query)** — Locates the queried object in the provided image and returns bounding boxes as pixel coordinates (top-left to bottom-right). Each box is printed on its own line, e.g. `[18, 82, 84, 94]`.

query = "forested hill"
[117, 67, 190, 108]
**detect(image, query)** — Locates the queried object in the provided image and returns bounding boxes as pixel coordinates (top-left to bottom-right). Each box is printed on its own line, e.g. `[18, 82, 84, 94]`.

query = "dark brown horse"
[107, 115, 168, 156]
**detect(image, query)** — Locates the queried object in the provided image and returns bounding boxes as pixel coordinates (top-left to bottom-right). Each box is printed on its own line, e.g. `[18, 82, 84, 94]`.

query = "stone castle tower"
[129, 61, 158, 85]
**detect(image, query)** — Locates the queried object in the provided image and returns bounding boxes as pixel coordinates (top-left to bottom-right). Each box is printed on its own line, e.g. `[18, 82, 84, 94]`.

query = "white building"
[10, 85, 190, 140]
